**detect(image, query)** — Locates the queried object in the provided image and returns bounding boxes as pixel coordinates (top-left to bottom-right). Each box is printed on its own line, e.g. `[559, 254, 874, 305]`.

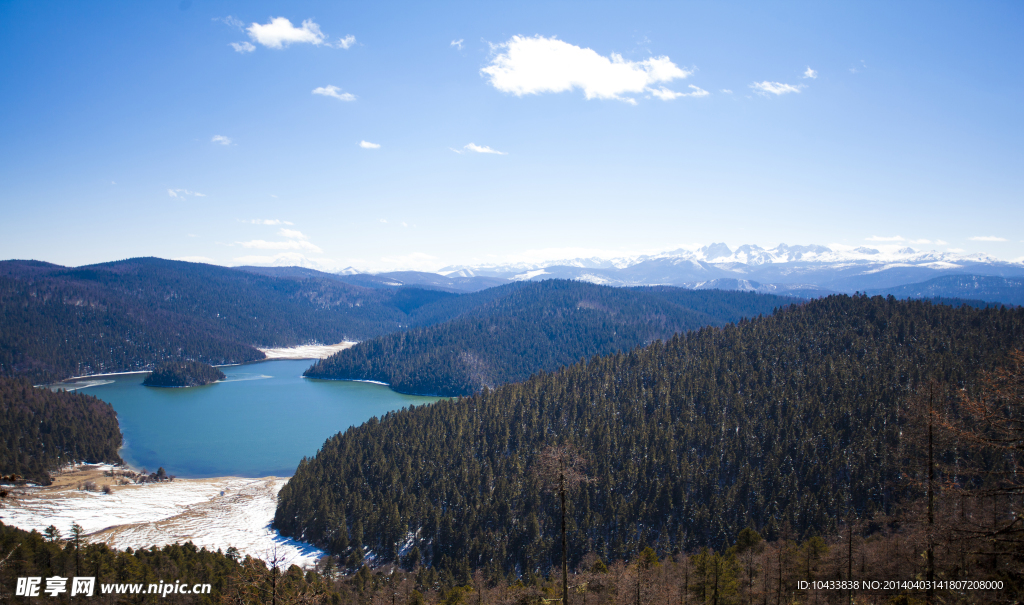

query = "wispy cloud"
[750, 81, 805, 96]
[231, 252, 335, 270]
[451, 39, 464, 50]
[462, 143, 507, 155]
[720, 89, 733, 94]
[247, 17, 326, 49]
[849, 60, 867, 74]
[278, 228, 308, 240]
[947, 248, 966, 253]
[970, 236, 1007, 242]
[247, 219, 293, 225]
[334, 35, 356, 49]
[935, 239, 948, 245]
[803, 67, 817, 79]
[908, 239, 932, 244]
[379, 251, 440, 271]
[866, 235, 904, 242]
[211, 135, 232, 145]
[214, 16, 245, 30]
[168, 189, 206, 198]
[237, 239, 323, 253]
[481, 35, 691, 103]
[647, 85, 709, 100]
[359, 140, 380, 149]
[312, 85, 356, 101]
[230, 41, 256, 53]
[174, 256, 218, 264]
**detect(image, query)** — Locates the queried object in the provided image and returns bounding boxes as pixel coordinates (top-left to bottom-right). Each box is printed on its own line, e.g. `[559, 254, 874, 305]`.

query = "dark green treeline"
[305, 281, 796, 396]
[0, 377, 122, 484]
[275, 295, 1024, 577]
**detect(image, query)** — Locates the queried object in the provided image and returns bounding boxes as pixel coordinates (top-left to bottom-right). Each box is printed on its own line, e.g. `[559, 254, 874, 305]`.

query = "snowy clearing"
[258, 341, 356, 360]
[0, 467, 323, 569]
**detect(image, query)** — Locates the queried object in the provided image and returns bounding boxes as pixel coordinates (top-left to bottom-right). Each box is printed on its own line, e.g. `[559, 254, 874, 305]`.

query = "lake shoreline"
[53, 360, 440, 480]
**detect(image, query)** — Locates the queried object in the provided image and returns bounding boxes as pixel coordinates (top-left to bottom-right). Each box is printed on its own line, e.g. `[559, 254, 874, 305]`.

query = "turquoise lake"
[57, 360, 440, 478]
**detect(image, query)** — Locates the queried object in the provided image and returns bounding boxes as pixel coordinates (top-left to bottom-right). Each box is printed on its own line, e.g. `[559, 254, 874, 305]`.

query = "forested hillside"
[0, 258, 450, 382]
[276, 295, 1024, 577]
[0, 377, 122, 484]
[305, 281, 795, 395]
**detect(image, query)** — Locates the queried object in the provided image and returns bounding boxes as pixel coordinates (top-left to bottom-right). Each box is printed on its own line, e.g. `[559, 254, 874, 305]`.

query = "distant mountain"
[305, 281, 797, 396]
[0, 258, 419, 382]
[326, 243, 1024, 304]
[867, 274, 1024, 306]
[333, 270, 510, 293]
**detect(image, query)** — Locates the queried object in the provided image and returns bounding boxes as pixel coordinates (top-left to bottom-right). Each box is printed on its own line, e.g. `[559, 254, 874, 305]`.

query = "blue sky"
[1, 1, 1021, 271]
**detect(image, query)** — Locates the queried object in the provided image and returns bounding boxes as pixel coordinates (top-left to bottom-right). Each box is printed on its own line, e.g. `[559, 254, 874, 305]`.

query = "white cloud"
[334, 35, 356, 49]
[750, 81, 805, 96]
[168, 189, 206, 198]
[401, 222, 408, 227]
[969, 236, 1007, 242]
[312, 85, 356, 101]
[803, 67, 817, 79]
[174, 256, 218, 264]
[935, 239, 948, 245]
[908, 239, 931, 244]
[214, 16, 245, 30]
[379, 251, 440, 271]
[359, 140, 381, 149]
[278, 228, 309, 240]
[721, 89, 733, 94]
[230, 41, 256, 53]
[481, 35, 691, 103]
[380, 219, 387, 223]
[247, 219, 293, 225]
[647, 85, 709, 100]
[237, 239, 323, 253]
[211, 135, 232, 145]
[247, 17, 326, 49]
[231, 253, 336, 270]
[866, 235, 904, 242]
[947, 248, 966, 253]
[463, 143, 506, 155]
[451, 39, 464, 50]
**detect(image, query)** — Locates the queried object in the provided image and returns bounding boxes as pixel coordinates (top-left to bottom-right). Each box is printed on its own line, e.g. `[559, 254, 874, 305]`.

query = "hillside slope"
[0, 258, 414, 382]
[276, 295, 1024, 575]
[868, 274, 1024, 306]
[0, 377, 123, 484]
[304, 281, 796, 396]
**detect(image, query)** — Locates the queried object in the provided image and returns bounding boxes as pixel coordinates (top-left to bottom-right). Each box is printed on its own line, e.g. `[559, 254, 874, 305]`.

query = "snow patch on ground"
[1, 475, 323, 569]
[258, 342, 356, 360]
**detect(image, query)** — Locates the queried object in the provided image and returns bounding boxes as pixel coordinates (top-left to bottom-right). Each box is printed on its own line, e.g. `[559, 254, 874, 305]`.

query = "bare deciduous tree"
[535, 444, 592, 604]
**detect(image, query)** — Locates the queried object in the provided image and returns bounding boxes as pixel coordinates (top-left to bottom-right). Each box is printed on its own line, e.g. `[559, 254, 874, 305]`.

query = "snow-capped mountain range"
[331, 243, 1024, 305]
[438, 243, 1010, 278]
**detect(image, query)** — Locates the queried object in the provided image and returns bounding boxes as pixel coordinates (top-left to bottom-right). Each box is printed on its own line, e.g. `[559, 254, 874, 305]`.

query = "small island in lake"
[143, 360, 225, 388]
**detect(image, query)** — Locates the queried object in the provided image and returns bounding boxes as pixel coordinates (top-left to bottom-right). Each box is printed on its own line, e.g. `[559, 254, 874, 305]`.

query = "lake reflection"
[56, 360, 440, 478]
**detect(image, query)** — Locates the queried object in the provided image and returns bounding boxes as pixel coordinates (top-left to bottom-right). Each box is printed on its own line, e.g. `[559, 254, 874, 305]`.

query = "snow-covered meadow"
[0, 467, 323, 569]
